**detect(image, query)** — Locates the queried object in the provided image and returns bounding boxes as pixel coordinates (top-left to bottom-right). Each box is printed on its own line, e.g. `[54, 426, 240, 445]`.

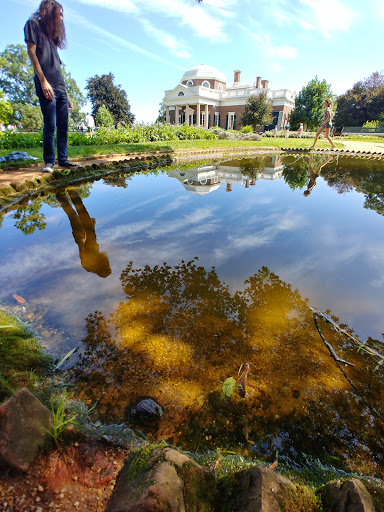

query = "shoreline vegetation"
[1, 122, 383, 164]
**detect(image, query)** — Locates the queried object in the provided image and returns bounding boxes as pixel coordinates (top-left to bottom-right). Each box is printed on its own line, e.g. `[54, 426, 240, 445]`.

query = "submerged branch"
[313, 313, 355, 367]
[310, 307, 384, 363]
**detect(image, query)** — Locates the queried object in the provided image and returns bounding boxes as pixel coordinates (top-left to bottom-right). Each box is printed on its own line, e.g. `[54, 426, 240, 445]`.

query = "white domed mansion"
[162, 64, 295, 131]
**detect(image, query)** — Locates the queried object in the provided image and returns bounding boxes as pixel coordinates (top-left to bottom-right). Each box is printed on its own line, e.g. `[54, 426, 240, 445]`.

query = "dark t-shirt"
[24, 18, 66, 91]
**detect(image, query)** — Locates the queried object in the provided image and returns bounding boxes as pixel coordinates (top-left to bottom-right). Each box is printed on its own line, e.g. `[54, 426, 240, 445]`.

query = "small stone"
[36, 496, 41, 502]
[74, 502, 80, 508]
[58, 493, 65, 499]
[38, 485, 44, 492]
[36, 506, 43, 512]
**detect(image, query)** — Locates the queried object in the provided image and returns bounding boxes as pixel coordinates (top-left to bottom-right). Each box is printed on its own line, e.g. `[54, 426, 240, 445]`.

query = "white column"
[174, 105, 179, 124]
[165, 106, 170, 124]
[204, 104, 209, 129]
[196, 104, 201, 127]
[185, 105, 189, 126]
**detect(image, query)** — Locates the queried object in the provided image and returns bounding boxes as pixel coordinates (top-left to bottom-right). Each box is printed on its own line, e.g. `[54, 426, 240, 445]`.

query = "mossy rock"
[24, 179, 37, 189]
[10, 182, 28, 192]
[277, 482, 322, 512]
[0, 186, 15, 197]
[0, 309, 53, 403]
[363, 480, 384, 511]
[107, 445, 215, 511]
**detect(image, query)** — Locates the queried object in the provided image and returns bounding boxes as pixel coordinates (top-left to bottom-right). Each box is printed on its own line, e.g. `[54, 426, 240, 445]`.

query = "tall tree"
[96, 104, 114, 127]
[241, 91, 273, 131]
[333, 71, 384, 128]
[0, 44, 86, 126]
[11, 102, 43, 131]
[0, 44, 37, 105]
[156, 101, 166, 123]
[85, 73, 135, 125]
[289, 76, 333, 131]
[0, 90, 13, 124]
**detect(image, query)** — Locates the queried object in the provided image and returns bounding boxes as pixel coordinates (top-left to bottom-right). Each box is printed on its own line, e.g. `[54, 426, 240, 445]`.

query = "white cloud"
[252, 32, 298, 59]
[299, 0, 357, 37]
[73, 0, 230, 42]
[65, 7, 185, 70]
[139, 18, 191, 59]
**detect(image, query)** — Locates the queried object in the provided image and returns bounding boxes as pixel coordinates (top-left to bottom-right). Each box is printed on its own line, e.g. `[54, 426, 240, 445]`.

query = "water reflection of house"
[169, 155, 284, 195]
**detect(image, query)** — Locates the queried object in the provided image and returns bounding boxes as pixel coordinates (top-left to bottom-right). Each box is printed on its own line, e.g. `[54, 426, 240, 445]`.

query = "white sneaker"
[43, 163, 54, 172]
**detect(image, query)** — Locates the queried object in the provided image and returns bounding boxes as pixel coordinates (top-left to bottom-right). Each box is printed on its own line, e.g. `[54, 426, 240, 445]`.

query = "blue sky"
[2, 0, 384, 123]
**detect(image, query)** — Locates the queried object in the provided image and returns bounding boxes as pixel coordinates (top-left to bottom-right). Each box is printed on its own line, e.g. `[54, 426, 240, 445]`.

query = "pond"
[1, 152, 384, 477]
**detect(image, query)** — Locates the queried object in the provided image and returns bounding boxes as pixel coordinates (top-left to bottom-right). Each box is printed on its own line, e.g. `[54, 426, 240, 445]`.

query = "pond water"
[1, 153, 384, 476]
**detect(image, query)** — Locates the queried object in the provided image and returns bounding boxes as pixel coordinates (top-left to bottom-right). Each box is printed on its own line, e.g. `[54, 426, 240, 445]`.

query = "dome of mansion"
[181, 65, 227, 84]
[162, 65, 296, 131]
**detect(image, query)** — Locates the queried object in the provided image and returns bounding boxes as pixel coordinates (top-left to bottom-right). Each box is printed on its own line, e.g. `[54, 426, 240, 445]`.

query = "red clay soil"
[0, 436, 128, 512]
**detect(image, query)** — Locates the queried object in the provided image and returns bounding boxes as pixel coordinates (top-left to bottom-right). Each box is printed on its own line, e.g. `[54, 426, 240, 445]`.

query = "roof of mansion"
[181, 65, 227, 83]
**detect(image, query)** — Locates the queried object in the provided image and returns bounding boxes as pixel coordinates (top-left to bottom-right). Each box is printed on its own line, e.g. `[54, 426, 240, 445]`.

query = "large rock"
[319, 479, 374, 512]
[235, 466, 295, 512]
[106, 445, 214, 512]
[0, 387, 53, 471]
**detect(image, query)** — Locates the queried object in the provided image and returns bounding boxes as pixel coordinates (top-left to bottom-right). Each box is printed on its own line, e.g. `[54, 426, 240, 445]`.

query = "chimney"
[261, 80, 269, 89]
[256, 76, 261, 88]
[234, 70, 241, 83]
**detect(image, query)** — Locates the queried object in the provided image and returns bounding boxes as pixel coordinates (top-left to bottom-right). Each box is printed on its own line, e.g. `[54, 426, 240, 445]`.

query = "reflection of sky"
[1, 167, 384, 353]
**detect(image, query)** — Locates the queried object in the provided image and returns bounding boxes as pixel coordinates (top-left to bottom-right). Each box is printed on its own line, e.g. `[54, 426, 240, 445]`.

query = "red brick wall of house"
[218, 105, 246, 129]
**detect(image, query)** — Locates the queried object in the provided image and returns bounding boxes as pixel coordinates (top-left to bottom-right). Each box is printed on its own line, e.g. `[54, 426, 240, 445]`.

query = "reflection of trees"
[11, 183, 93, 235]
[282, 155, 309, 190]
[71, 260, 384, 476]
[321, 157, 384, 216]
[102, 173, 132, 188]
[13, 198, 47, 235]
[238, 156, 267, 179]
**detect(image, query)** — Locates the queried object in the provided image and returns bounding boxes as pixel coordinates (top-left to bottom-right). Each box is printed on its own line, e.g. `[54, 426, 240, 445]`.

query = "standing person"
[298, 122, 304, 138]
[284, 121, 290, 138]
[85, 112, 95, 134]
[274, 124, 278, 137]
[309, 98, 335, 150]
[24, 0, 78, 172]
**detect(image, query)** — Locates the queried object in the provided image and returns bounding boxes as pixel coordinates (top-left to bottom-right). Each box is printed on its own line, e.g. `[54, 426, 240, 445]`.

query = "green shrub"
[1, 122, 217, 150]
[0, 131, 42, 149]
[241, 125, 253, 133]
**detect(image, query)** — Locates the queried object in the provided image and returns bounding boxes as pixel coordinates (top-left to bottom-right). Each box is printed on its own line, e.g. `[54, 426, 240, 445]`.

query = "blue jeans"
[36, 83, 69, 165]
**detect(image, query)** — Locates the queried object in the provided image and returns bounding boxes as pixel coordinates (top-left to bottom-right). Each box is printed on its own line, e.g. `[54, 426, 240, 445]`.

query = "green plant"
[44, 391, 79, 442]
[363, 120, 380, 128]
[218, 364, 246, 400]
[241, 125, 253, 133]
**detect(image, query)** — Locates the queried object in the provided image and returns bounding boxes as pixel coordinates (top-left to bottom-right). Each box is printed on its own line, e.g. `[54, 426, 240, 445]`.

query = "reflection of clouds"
[213, 210, 305, 263]
[149, 207, 218, 238]
[0, 243, 76, 293]
[158, 196, 191, 216]
[104, 220, 154, 244]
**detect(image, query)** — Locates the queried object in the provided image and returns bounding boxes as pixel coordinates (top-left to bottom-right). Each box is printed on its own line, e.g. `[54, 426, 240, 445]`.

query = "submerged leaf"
[12, 294, 26, 304]
[222, 377, 237, 398]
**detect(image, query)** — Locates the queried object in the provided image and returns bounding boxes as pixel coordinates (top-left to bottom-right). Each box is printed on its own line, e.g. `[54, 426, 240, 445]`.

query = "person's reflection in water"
[303, 154, 333, 197]
[56, 189, 111, 278]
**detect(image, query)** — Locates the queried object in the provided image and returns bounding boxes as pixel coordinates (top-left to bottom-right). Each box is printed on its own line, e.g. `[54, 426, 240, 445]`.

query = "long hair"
[32, 0, 66, 49]
[325, 97, 333, 117]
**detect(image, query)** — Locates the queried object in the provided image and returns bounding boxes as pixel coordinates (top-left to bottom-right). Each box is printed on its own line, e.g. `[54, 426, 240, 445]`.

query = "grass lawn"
[0, 137, 348, 167]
